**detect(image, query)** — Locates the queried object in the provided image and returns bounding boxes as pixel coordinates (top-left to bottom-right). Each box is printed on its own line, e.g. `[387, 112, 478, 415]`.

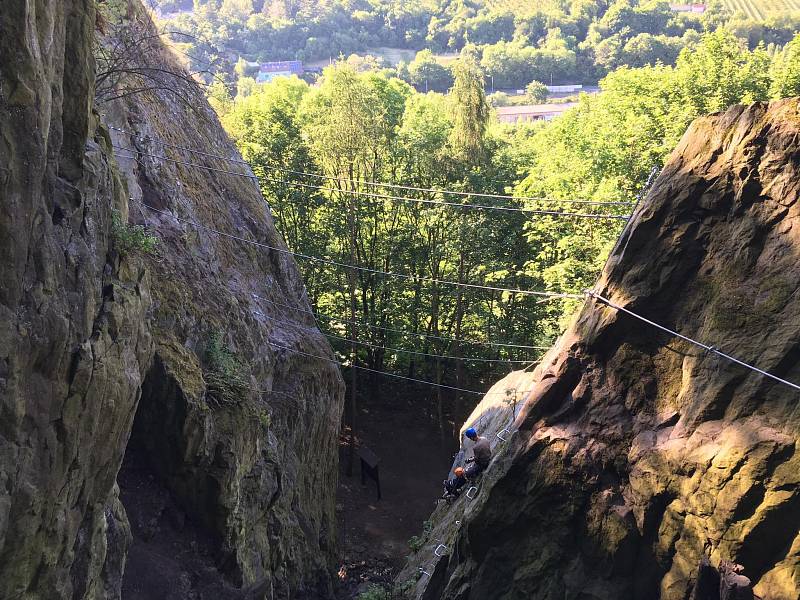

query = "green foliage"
[204, 331, 249, 405]
[407, 519, 433, 553]
[257, 408, 271, 429]
[96, 0, 128, 24]
[407, 535, 424, 553]
[356, 585, 391, 600]
[673, 29, 771, 115]
[481, 38, 578, 89]
[216, 26, 782, 413]
[208, 80, 234, 116]
[353, 576, 416, 599]
[449, 55, 490, 161]
[111, 210, 158, 256]
[406, 50, 453, 92]
[508, 28, 779, 335]
[356, 582, 415, 600]
[395, 578, 416, 596]
[154, 0, 767, 95]
[525, 80, 548, 103]
[771, 33, 800, 98]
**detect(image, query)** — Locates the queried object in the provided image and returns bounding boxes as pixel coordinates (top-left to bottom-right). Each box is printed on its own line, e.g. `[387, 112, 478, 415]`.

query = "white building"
[496, 103, 578, 124]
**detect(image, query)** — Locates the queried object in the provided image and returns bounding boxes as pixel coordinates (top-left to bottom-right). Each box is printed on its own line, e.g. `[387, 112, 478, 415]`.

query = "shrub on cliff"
[204, 331, 249, 405]
[111, 210, 159, 256]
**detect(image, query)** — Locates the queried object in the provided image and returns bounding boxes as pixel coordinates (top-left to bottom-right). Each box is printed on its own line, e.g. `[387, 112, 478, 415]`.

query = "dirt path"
[335, 399, 459, 598]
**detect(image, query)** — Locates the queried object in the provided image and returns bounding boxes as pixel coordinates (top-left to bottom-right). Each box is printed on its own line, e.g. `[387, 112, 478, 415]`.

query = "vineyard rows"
[722, 0, 800, 20]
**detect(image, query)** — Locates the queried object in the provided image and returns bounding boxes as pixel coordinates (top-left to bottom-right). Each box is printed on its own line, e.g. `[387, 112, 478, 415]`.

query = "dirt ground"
[334, 398, 459, 599]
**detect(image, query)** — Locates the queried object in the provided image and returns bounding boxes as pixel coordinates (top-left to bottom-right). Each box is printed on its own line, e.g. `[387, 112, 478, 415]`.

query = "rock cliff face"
[0, 1, 343, 598]
[401, 99, 800, 600]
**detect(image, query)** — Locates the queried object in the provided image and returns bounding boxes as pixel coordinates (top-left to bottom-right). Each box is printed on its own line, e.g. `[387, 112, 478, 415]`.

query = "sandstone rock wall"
[401, 100, 800, 600]
[0, 1, 344, 598]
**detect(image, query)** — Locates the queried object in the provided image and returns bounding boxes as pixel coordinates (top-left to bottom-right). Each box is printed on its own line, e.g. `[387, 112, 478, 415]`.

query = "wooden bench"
[358, 445, 381, 500]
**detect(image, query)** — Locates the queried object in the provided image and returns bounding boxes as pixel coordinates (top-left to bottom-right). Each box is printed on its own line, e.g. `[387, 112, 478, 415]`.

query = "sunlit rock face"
[0, 1, 343, 597]
[401, 99, 800, 600]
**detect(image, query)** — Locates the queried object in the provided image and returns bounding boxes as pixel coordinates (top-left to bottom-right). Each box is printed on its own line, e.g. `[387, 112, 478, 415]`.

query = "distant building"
[256, 60, 304, 83]
[669, 3, 706, 13]
[546, 84, 583, 94]
[496, 103, 578, 124]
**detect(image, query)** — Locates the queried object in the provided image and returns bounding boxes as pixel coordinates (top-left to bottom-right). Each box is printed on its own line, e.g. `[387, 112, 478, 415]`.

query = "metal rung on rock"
[466, 486, 479, 500]
[434, 544, 448, 557]
[496, 428, 515, 442]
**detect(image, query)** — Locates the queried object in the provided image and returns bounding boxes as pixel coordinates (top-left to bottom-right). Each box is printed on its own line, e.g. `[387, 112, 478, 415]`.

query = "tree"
[406, 50, 453, 92]
[525, 80, 548, 103]
[673, 29, 771, 116]
[208, 79, 234, 115]
[771, 33, 800, 99]
[221, 76, 319, 258]
[620, 33, 685, 68]
[448, 55, 489, 162]
[463, 12, 515, 45]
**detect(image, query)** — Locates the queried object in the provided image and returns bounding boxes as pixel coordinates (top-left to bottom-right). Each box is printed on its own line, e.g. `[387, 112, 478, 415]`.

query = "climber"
[443, 428, 492, 497]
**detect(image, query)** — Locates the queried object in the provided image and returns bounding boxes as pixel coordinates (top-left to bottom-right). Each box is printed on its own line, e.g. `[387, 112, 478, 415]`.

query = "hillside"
[400, 98, 800, 599]
[723, 0, 800, 20]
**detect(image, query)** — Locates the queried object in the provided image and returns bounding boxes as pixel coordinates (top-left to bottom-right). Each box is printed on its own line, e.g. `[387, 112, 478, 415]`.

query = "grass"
[722, 0, 800, 20]
[204, 331, 249, 405]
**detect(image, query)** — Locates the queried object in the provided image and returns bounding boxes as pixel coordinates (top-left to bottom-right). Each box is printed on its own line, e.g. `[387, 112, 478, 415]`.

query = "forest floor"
[334, 397, 459, 599]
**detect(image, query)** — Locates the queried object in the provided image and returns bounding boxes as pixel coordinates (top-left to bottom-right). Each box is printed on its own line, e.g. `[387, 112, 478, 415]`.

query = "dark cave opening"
[118, 355, 245, 600]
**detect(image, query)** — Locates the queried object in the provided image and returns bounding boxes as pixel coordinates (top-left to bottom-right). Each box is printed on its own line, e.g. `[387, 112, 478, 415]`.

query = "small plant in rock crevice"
[111, 209, 158, 256]
[356, 584, 391, 600]
[204, 330, 249, 405]
[407, 518, 433, 554]
[355, 581, 414, 600]
[407, 535, 424, 553]
[257, 408, 271, 429]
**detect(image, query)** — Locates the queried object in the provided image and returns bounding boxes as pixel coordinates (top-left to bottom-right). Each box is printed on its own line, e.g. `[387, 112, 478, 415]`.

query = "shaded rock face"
[403, 100, 800, 600]
[1, 1, 343, 598]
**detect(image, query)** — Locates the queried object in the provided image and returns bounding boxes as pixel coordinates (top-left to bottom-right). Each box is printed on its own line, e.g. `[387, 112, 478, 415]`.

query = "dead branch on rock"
[93, 5, 220, 125]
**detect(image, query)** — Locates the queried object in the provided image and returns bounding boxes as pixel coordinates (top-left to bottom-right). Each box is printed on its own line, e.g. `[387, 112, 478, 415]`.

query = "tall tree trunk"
[435, 358, 445, 448]
[345, 179, 359, 477]
[452, 250, 466, 441]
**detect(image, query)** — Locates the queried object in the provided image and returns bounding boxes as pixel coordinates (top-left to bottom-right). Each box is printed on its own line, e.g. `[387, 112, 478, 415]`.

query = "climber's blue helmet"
[465, 427, 478, 440]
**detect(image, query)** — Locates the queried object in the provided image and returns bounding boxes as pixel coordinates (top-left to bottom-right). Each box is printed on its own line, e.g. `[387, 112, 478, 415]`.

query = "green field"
[723, 0, 800, 20]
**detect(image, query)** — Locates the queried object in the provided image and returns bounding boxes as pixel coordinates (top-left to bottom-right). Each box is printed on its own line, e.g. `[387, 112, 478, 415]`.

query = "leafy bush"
[407, 535, 424, 553]
[525, 80, 548, 103]
[111, 210, 158, 256]
[356, 584, 390, 600]
[204, 331, 249, 405]
[257, 408, 271, 429]
[356, 581, 415, 600]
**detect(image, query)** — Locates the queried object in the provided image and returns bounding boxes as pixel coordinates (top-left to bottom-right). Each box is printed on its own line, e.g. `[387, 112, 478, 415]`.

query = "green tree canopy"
[448, 55, 490, 162]
[771, 33, 800, 99]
